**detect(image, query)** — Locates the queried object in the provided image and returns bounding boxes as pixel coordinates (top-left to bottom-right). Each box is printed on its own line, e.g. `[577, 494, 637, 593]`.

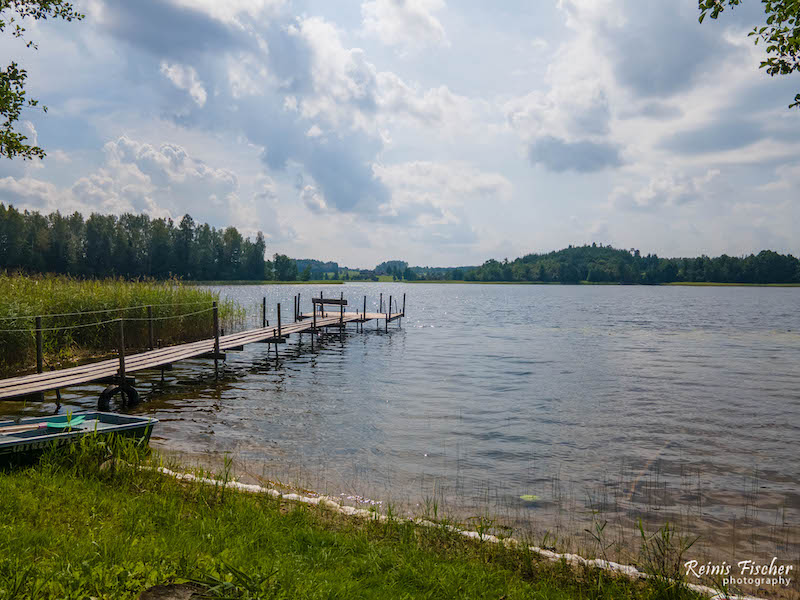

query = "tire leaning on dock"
[98, 384, 139, 409]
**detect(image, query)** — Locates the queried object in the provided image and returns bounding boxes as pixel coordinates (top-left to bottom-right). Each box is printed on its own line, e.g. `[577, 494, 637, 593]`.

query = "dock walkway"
[0, 293, 404, 403]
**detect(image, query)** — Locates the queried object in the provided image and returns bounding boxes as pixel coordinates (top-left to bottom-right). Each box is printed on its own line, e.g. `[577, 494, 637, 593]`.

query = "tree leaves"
[698, 0, 800, 108]
[0, 1, 84, 160]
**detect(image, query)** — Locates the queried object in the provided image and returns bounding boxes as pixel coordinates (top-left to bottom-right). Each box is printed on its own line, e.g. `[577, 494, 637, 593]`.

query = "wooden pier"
[0, 293, 405, 404]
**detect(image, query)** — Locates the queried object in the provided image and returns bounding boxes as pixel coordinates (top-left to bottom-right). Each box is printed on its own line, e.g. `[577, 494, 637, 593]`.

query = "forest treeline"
[0, 204, 287, 280]
[459, 244, 800, 284]
[2, 205, 799, 283]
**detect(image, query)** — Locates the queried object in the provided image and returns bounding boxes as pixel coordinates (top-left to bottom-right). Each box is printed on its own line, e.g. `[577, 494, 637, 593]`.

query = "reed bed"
[0, 274, 244, 374]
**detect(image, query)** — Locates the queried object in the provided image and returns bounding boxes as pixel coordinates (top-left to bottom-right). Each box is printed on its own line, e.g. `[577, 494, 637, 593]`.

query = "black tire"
[98, 384, 139, 409]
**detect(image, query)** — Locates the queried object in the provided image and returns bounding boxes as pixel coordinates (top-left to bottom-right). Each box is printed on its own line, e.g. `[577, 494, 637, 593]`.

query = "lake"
[5, 282, 799, 564]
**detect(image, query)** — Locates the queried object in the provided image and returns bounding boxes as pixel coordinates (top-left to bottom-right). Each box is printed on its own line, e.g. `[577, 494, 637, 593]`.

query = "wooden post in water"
[363, 295, 367, 332]
[379, 293, 383, 314]
[262, 297, 266, 328]
[118, 318, 126, 400]
[402, 294, 406, 316]
[386, 295, 391, 332]
[277, 303, 282, 339]
[35, 316, 43, 374]
[311, 303, 316, 350]
[158, 339, 165, 382]
[320, 290, 324, 317]
[213, 302, 220, 380]
[147, 306, 154, 350]
[339, 291, 344, 329]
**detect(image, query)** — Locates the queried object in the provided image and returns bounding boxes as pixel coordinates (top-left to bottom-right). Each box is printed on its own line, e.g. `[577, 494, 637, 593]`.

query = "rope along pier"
[0, 292, 405, 405]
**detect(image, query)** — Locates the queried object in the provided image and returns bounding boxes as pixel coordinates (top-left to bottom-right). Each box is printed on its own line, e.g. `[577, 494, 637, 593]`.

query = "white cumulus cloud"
[160, 62, 208, 107]
[362, 0, 448, 49]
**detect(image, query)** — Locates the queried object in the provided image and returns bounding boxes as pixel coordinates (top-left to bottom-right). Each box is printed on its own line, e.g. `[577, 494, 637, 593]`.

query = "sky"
[0, 0, 798, 268]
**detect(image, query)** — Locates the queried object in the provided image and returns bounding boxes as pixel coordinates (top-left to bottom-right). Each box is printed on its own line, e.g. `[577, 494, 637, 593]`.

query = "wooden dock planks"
[0, 313, 365, 401]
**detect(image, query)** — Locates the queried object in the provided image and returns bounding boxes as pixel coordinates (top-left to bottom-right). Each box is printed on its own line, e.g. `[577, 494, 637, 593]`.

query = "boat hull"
[0, 412, 157, 467]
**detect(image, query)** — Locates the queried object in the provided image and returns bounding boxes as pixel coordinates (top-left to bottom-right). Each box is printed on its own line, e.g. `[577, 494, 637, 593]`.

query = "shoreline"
[186, 279, 345, 285]
[147, 445, 797, 600]
[397, 280, 800, 287]
[1, 440, 777, 600]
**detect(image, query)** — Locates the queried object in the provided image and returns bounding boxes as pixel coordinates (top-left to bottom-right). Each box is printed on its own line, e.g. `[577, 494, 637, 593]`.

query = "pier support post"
[402, 294, 405, 317]
[363, 296, 367, 332]
[262, 297, 266, 328]
[118, 318, 126, 401]
[386, 295, 391, 333]
[35, 316, 44, 401]
[35, 316, 43, 374]
[277, 303, 282, 339]
[213, 302, 220, 380]
[158, 339, 165, 382]
[147, 306, 154, 350]
[379, 293, 383, 314]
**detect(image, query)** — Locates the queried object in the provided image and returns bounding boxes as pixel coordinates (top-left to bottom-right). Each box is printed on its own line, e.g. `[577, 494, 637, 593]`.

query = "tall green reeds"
[0, 274, 244, 374]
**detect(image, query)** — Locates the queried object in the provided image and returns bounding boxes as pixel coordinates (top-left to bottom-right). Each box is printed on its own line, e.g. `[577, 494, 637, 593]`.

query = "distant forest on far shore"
[460, 245, 800, 284]
[1, 205, 798, 284]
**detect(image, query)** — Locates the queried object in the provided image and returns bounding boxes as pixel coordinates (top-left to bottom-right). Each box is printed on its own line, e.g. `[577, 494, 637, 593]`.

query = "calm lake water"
[5, 283, 800, 563]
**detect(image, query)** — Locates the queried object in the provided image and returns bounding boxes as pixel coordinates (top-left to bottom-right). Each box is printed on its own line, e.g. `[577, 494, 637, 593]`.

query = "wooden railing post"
[147, 305, 154, 350]
[213, 302, 219, 380]
[35, 316, 43, 374]
[118, 318, 126, 383]
[312, 300, 316, 332]
[262, 296, 266, 328]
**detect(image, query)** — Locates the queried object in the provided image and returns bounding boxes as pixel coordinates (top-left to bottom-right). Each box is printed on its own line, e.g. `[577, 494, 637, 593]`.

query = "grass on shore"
[0, 437, 707, 600]
[0, 274, 243, 375]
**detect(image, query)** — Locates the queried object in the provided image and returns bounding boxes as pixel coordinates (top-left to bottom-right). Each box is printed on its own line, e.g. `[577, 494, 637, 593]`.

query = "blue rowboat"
[0, 412, 157, 465]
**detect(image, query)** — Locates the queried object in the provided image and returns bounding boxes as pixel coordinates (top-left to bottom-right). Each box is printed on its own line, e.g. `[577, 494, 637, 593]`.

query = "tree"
[273, 253, 297, 281]
[221, 226, 243, 279]
[243, 231, 267, 280]
[300, 264, 311, 281]
[699, 0, 800, 108]
[85, 213, 114, 276]
[176, 214, 195, 277]
[1, 1, 84, 159]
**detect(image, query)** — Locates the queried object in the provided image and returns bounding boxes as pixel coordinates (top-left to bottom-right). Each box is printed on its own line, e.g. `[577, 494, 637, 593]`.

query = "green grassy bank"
[0, 274, 243, 374]
[0, 439, 707, 600]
